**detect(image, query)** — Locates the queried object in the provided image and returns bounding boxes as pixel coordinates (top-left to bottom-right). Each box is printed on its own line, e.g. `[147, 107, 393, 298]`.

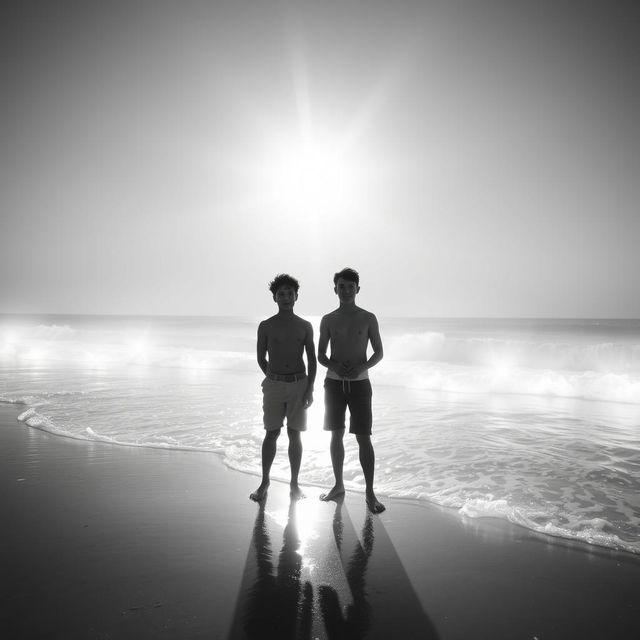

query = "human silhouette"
[319, 498, 439, 640]
[228, 500, 313, 639]
[319, 497, 373, 639]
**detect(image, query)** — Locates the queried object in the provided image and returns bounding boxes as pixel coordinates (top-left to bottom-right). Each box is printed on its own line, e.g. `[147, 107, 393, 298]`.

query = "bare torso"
[325, 308, 373, 366]
[258, 313, 312, 375]
[319, 306, 382, 380]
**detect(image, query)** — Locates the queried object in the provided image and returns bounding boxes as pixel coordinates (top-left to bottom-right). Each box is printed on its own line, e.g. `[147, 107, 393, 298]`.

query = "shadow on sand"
[228, 496, 438, 640]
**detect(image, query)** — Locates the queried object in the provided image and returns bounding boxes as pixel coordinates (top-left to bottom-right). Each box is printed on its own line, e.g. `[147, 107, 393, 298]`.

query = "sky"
[1, 0, 639, 318]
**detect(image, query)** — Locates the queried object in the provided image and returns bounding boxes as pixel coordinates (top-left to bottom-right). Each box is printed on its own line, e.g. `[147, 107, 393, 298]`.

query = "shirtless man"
[318, 268, 385, 513]
[250, 274, 317, 502]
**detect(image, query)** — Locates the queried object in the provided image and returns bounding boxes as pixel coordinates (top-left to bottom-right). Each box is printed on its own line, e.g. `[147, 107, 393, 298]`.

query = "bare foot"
[366, 492, 385, 514]
[249, 483, 269, 502]
[290, 484, 306, 500]
[319, 485, 345, 502]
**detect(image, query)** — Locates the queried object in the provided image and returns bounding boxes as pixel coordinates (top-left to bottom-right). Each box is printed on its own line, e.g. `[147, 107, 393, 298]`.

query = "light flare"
[264, 131, 360, 213]
[490, 357, 515, 380]
[126, 336, 152, 363]
[84, 351, 110, 369]
[1, 331, 20, 358]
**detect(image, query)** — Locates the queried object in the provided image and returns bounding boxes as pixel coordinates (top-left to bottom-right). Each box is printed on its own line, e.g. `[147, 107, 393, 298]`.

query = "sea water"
[1, 314, 639, 554]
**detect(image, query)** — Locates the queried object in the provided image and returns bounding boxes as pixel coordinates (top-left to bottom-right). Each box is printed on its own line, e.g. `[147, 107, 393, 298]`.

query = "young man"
[250, 274, 317, 502]
[318, 268, 385, 513]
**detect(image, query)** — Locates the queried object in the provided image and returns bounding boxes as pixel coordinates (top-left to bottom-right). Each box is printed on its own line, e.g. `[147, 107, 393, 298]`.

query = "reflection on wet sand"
[228, 500, 313, 639]
[228, 496, 438, 639]
[318, 498, 373, 638]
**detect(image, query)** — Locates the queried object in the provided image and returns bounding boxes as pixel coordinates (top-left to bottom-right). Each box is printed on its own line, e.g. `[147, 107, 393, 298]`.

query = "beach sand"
[1, 402, 638, 639]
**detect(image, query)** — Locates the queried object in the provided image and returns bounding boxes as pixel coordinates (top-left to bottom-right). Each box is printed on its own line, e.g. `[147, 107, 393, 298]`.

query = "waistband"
[326, 369, 369, 382]
[266, 372, 307, 383]
[325, 377, 371, 395]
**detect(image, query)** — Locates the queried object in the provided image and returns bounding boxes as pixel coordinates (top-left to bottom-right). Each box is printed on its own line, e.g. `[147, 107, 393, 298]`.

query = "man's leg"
[320, 429, 346, 501]
[287, 428, 305, 499]
[355, 434, 385, 513]
[250, 428, 280, 501]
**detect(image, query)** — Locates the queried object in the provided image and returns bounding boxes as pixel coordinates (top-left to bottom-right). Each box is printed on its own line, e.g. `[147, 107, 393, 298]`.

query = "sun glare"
[1, 331, 19, 358]
[126, 336, 151, 364]
[490, 358, 514, 380]
[266, 498, 322, 572]
[265, 132, 360, 213]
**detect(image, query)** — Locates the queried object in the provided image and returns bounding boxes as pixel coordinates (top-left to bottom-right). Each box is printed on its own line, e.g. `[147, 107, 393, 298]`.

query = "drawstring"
[342, 378, 351, 394]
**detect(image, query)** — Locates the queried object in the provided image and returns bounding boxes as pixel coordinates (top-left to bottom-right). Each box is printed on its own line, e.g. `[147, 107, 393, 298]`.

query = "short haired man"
[318, 268, 385, 513]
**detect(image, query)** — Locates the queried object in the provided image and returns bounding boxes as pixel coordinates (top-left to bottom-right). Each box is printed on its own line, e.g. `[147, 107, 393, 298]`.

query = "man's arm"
[317, 316, 331, 370]
[366, 313, 384, 370]
[256, 321, 268, 375]
[318, 314, 355, 378]
[303, 322, 317, 407]
[343, 313, 383, 379]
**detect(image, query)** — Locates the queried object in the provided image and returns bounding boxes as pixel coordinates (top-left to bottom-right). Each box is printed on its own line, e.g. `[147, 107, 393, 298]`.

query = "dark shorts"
[323, 378, 373, 436]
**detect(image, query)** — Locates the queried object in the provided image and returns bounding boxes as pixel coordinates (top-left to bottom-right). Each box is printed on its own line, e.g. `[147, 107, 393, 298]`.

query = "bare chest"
[267, 324, 307, 349]
[329, 318, 369, 348]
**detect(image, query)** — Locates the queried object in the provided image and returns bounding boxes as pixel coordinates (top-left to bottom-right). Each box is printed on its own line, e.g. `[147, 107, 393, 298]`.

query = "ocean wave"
[1, 338, 255, 372]
[16, 406, 231, 453]
[456, 497, 639, 554]
[387, 332, 640, 373]
[32, 324, 77, 338]
[377, 361, 640, 404]
[17, 407, 69, 436]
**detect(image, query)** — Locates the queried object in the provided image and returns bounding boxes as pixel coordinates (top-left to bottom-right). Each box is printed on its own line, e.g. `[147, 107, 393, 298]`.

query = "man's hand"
[303, 389, 314, 409]
[340, 361, 365, 379]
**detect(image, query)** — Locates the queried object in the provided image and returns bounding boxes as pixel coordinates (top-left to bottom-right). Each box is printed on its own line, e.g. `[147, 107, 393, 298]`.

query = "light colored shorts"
[261, 376, 308, 431]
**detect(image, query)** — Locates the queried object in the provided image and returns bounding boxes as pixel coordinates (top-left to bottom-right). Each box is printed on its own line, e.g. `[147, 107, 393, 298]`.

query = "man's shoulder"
[362, 308, 378, 322]
[347, 306, 377, 321]
[259, 314, 277, 327]
[294, 314, 314, 330]
[258, 314, 282, 333]
[320, 309, 342, 325]
[322, 307, 377, 328]
[354, 308, 378, 328]
[260, 313, 311, 330]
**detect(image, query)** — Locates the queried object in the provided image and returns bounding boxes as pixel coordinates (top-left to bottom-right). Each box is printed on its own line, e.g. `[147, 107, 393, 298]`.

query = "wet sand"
[1, 403, 638, 639]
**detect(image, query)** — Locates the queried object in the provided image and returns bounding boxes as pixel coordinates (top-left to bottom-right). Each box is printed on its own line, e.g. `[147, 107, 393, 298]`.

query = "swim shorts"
[323, 378, 372, 435]
[261, 376, 308, 431]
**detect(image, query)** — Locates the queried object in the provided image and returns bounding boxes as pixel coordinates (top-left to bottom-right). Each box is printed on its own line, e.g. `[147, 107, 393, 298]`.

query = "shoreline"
[11, 395, 638, 558]
[2, 403, 639, 639]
